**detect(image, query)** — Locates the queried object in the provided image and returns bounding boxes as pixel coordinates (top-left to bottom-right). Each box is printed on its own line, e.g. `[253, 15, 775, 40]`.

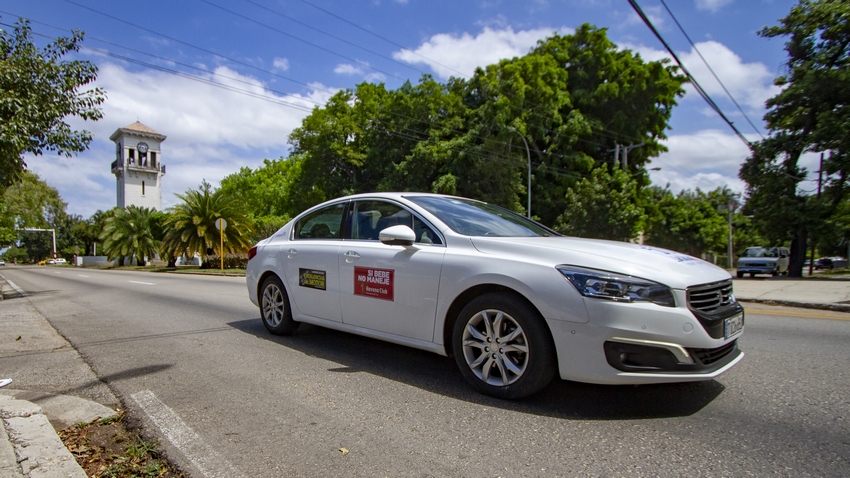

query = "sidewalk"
[732, 275, 850, 312]
[1, 274, 119, 478]
[0, 270, 847, 477]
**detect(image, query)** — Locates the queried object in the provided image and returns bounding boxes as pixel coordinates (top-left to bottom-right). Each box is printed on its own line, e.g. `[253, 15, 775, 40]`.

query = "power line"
[297, 0, 470, 79]
[12, 5, 655, 179]
[659, 0, 764, 139]
[628, 0, 752, 148]
[199, 0, 409, 83]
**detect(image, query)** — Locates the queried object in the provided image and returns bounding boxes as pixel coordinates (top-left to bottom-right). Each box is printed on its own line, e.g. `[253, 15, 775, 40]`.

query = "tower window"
[142, 181, 145, 196]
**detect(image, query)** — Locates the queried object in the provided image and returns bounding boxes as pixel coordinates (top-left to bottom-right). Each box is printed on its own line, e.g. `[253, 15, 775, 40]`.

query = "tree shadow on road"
[228, 318, 725, 420]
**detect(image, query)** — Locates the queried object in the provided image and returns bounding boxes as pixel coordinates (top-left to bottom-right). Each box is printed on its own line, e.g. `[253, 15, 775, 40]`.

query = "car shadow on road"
[227, 318, 725, 420]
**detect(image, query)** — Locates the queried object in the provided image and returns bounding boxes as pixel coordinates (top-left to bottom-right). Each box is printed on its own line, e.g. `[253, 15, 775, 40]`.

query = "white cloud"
[334, 63, 363, 75]
[680, 41, 779, 111]
[273, 57, 289, 72]
[650, 129, 825, 198]
[624, 40, 778, 116]
[26, 62, 334, 217]
[393, 26, 570, 79]
[651, 129, 754, 195]
[333, 63, 385, 83]
[695, 0, 734, 13]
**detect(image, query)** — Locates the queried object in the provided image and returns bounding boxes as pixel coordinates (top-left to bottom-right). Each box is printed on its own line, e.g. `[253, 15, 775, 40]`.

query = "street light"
[508, 127, 532, 218]
[718, 193, 740, 269]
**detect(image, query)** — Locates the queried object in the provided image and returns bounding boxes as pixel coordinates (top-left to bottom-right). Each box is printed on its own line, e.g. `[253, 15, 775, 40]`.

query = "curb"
[0, 394, 87, 478]
[0, 391, 120, 478]
[738, 298, 850, 313]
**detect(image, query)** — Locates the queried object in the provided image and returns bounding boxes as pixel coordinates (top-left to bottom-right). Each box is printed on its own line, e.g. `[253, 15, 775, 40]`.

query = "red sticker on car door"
[354, 266, 394, 301]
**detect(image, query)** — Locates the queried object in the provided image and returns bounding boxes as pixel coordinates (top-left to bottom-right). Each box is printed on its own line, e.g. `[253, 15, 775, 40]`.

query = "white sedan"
[247, 193, 744, 399]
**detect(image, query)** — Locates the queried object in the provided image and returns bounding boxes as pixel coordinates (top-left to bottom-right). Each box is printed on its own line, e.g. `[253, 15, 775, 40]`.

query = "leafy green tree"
[523, 25, 685, 225]
[71, 213, 103, 256]
[218, 158, 304, 218]
[100, 205, 159, 266]
[644, 187, 730, 257]
[740, 0, 850, 276]
[1, 171, 67, 255]
[0, 19, 105, 187]
[0, 245, 27, 263]
[554, 166, 647, 241]
[285, 24, 683, 230]
[161, 181, 254, 264]
[252, 215, 290, 243]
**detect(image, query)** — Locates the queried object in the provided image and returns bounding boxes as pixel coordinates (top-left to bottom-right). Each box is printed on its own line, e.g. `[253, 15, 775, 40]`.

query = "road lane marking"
[128, 280, 155, 285]
[78, 274, 89, 277]
[131, 390, 243, 478]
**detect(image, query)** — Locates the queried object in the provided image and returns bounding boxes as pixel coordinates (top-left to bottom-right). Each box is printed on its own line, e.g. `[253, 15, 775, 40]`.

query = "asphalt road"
[3, 266, 849, 477]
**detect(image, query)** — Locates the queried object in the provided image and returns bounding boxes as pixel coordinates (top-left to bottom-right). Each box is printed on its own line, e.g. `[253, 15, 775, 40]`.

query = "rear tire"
[452, 293, 555, 399]
[260, 276, 300, 335]
[736, 271, 744, 278]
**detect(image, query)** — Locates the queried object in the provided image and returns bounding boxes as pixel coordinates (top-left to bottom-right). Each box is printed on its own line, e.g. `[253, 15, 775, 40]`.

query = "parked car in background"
[736, 246, 790, 278]
[247, 193, 745, 399]
[815, 257, 849, 270]
[0, 260, 5, 266]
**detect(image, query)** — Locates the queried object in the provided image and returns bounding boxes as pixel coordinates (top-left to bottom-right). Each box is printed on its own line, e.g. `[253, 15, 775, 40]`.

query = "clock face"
[137, 142, 149, 154]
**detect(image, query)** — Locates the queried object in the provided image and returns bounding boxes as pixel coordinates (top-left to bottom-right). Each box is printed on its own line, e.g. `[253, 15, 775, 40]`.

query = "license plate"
[724, 313, 744, 339]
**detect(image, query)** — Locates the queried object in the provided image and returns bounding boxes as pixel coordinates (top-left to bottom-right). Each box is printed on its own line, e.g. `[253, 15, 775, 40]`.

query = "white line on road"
[131, 390, 244, 478]
[128, 280, 155, 285]
[78, 274, 89, 277]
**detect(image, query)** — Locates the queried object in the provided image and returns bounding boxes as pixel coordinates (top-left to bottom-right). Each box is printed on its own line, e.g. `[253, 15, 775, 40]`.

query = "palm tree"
[100, 206, 159, 266]
[161, 181, 254, 265]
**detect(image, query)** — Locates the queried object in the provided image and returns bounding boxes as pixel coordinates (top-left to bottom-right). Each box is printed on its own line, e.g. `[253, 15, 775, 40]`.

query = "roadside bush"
[201, 253, 249, 270]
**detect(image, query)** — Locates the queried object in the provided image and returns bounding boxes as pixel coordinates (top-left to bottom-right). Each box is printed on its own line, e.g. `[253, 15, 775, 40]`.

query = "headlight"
[557, 265, 675, 307]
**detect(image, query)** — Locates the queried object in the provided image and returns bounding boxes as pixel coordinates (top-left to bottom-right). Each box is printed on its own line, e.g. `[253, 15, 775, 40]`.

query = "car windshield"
[407, 195, 557, 237]
[741, 247, 777, 258]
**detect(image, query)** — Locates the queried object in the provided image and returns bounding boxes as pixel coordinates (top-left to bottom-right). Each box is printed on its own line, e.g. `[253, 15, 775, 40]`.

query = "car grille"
[691, 340, 738, 365]
[687, 279, 735, 313]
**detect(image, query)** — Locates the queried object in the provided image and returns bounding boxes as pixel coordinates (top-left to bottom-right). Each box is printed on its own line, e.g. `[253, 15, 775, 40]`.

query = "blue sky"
[1, 0, 810, 218]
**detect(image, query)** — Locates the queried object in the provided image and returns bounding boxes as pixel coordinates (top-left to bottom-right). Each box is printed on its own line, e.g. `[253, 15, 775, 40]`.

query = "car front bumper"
[547, 292, 744, 385]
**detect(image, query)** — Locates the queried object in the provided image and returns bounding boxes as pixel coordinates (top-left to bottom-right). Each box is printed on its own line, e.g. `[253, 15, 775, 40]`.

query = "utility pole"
[622, 143, 644, 170]
[808, 152, 825, 276]
[508, 127, 532, 218]
[613, 144, 620, 170]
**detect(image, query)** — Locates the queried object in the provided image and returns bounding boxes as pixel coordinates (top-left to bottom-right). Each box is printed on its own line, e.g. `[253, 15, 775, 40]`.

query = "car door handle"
[286, 248, 298, 258]
[343, 251, 360, 262]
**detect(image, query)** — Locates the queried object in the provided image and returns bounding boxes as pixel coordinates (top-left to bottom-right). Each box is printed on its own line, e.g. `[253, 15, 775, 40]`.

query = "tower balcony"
[111, 159, 165, 175]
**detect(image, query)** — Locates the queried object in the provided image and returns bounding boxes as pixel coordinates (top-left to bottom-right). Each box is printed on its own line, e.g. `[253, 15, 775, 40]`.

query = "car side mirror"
[379, 225, 416, 246]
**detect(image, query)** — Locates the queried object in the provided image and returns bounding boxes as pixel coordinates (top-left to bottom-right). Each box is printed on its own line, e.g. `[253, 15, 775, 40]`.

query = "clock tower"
[109, 121, 167, 211]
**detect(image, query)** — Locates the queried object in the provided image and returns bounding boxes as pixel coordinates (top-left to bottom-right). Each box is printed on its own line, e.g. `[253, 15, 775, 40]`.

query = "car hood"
[469, 236, 731, 289]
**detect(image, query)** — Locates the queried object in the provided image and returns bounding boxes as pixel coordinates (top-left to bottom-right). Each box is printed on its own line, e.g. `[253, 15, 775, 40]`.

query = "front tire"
[260, 276, 300, 335]
[452, 294, 555, 399]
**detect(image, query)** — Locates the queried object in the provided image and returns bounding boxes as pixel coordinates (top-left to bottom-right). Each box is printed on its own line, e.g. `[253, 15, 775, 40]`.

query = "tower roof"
[109, 121, 167, 141]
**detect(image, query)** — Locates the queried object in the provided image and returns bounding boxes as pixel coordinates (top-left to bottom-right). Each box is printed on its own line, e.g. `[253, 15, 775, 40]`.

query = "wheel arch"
[257, 269, 286, 300]
[441, 284, 550, 357]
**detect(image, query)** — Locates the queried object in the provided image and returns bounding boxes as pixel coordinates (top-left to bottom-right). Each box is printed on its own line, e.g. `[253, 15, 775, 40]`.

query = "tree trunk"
[788, 230, 808, 278]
